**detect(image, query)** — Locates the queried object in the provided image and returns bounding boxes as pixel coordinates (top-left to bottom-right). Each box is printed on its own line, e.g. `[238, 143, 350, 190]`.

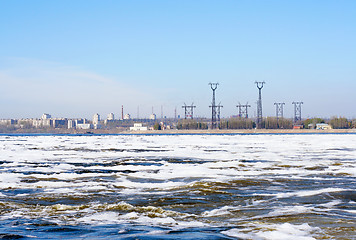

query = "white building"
[316, 123, 332, 130]
[41, 113, 51, 120]
[0, 119, 17, 125]
[76, 123, 92, 130]
[124, 114, 131, 120]
[107, 113, 115, 120]
[68, 119, 75, 129]
[149, 114, 156, 120]
[130, 123, 148, 131]
[68, 119, 87, 129]
[93, 113, 100, 125]
[33, 119, 45, 128]
[32, 114, 52, 128]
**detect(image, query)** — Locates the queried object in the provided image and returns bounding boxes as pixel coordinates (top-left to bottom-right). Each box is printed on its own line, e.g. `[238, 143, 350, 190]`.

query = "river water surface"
[0, 134, 355, 239]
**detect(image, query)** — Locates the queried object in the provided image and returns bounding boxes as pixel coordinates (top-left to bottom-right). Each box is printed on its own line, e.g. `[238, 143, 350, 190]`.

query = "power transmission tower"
[255, 81, 265, 128]
[274, 102, 285, 127]
[292, 102, 303, 124]
[236, 103, 251, 118]
[182, 103, 196, 119]
[209, 83, 219, 129]
[217, 102, 223, 122]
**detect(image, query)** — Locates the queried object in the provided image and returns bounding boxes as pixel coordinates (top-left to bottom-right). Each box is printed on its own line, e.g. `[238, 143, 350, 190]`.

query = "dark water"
[0, 134, 355, 239]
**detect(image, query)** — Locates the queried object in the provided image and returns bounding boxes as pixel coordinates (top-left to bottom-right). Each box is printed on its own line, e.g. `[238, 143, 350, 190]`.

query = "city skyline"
[1, 1, 355, 119]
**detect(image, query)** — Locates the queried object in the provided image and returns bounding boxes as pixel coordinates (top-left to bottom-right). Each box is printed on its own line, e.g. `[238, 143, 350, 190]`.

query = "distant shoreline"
[121, 129, 356, 135]
[1, 128, 356, 135]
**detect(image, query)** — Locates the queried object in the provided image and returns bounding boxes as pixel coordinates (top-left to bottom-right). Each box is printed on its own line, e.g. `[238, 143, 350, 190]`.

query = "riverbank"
[2, 128, 356, 135]
[121, 128, 356, 134]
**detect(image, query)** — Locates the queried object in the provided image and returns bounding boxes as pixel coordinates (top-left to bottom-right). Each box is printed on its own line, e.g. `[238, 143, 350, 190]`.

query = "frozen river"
[0, 134, 355, 239]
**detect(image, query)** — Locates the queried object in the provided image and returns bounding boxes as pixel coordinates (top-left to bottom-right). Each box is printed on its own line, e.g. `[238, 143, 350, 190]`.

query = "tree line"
[173, 117, 356, 130]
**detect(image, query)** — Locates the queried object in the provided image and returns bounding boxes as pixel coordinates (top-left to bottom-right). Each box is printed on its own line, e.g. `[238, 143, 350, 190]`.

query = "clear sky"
[1, 0, 355, 120]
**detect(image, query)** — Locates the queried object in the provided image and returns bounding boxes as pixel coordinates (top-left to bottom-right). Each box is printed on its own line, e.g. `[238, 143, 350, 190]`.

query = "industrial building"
[130, 123, 148, 131]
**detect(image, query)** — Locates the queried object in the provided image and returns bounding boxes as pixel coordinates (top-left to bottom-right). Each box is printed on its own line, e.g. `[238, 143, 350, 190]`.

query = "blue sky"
[1, 0, 355, 119]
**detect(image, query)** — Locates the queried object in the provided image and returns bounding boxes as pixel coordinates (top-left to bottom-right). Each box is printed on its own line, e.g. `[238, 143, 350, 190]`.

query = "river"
[0, 134, 355, 239]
